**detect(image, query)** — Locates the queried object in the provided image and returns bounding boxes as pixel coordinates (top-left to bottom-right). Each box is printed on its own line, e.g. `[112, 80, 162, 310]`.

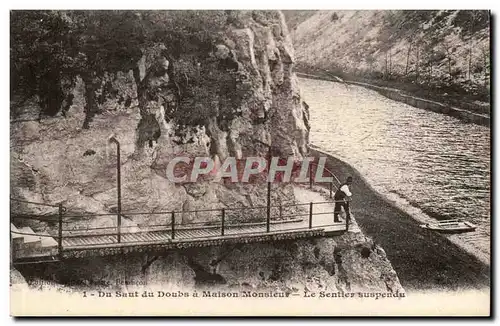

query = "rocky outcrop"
[10, 10, 404, 298]
[10, 11, 310, 226]
[15, 228, 404, 296]
[10, 268, 29, 292]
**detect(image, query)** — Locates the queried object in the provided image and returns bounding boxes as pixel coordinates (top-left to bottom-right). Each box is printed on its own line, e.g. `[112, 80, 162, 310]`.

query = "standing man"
[334, 176, 353, 223]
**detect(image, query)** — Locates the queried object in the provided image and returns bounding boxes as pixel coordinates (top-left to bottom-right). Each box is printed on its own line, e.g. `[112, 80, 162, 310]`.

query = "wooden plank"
[13, 212, 348, 262]
[61, 227, 327, 251]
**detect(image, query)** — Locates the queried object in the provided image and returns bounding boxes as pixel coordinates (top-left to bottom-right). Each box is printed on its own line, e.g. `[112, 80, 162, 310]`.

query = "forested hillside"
[285, 10, 490, 105]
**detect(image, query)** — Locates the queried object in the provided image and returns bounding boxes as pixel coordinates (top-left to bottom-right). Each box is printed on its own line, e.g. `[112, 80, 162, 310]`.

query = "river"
[299, 77, 491, 261]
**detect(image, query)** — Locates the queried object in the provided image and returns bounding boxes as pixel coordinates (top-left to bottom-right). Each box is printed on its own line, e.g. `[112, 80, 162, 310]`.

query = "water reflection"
[299, 77, 490, 226]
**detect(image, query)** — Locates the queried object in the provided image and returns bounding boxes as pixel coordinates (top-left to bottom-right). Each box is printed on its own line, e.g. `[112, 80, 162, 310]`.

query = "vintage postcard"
[10, 9, 491, 316]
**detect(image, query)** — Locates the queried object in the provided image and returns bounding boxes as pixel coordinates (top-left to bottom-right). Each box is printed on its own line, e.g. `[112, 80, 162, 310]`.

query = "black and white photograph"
[8, 9, 491, 316]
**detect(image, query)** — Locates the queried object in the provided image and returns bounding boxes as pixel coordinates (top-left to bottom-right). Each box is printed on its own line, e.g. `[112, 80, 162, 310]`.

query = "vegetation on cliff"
[11, 10, 310, 221]
[284, 10, 490, 108]
[10, 11, 256, 131]
[10, 11, 405, 299]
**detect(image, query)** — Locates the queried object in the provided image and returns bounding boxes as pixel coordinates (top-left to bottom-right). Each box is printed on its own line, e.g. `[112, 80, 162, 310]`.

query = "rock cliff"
[11, 10, 403, 298]
[11, 11, 309, 225]
[16, 225, 404, 297]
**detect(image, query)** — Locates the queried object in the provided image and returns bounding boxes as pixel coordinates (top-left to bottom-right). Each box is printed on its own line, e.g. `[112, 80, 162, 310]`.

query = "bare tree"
[480, 45, 490, 88]
[389, 48, 392, 77]
[468, 42, 473, 81]
[405, 41, 413, 76]
[384, 51, 388, 79]
[384, 48, 393, 79]
[366, 54, 376, 73]
[444, 46, 453, 79]
[428, 50, 433, 81]
[422, 38, 433, 83]
[415, 42, 420, 82]
[467, 11, 482, 80]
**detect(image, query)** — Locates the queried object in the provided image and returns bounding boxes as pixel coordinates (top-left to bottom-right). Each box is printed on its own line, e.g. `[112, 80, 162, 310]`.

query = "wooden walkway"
[61, 219, 345, 248]
[10, 187, 349, 264]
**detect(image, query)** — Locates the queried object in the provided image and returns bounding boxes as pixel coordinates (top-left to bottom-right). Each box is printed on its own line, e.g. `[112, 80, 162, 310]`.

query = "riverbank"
[297, 72, 490, 127]
[309, 145, 490, 292]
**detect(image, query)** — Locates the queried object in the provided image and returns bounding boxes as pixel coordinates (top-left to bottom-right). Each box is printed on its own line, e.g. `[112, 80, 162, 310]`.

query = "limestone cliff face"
[10, 11, 309, 226]
[11, 10, 404, 298]
[16, 228, 404, 297]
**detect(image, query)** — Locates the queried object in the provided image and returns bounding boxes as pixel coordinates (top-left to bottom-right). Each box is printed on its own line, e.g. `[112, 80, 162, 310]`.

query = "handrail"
[309, 161, 341, 185]
[10, 197, 62, 208]
[12, 204, 341, 235]
[308, 161, 340, 199]
[11, 199, 351, 220]
[10, 199, 65, 260]
[11, 194, 351, 260]
[10, 230, 60, 238]
[56, 200, 352, 218]
[10, 214, 59, 222]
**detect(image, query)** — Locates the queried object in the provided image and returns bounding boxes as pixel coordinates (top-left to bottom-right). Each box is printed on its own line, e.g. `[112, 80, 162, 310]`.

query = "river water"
[299, 77, 491, 260]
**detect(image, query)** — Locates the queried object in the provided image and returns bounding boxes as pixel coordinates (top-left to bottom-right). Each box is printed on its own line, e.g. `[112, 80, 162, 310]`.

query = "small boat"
[420, 219, 477, 233]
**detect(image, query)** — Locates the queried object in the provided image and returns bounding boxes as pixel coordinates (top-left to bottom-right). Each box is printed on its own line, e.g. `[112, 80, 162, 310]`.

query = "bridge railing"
[10, 196, 351, 256]
[309, 161, 341, 199]
[10, 198, 65, 259]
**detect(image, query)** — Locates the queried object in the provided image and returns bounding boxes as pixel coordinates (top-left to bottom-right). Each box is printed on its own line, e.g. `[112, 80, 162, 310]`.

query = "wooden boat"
[420, 219, 477, 233]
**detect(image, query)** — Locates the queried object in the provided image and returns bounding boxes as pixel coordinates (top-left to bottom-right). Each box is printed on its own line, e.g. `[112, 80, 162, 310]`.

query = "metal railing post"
[58, 203, 63, 258]
[221, 208, 225, 236]
[110, 137, 122, 243]
[309, 166, 313, 189]
[117, 213, 121, 243]
[171, 211, 175, 240]
[117, 141, 121, 243]
[266, 181, 271, 232]
[346, 201, 350, 232]
[329, 182, 333, 199]
[309, 202, 313, 229]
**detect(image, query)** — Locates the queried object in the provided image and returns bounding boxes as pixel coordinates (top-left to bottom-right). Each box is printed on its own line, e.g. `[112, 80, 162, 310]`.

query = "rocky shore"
[309, 145, 490, 291]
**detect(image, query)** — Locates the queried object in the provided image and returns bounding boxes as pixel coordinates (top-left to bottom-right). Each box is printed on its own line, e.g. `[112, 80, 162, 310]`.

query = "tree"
[11, 11, 145, 120]
[444, 46, 453, 79]
[11, 10, 249, 133]
[480, 45, 490, 88]
[10, 11, 77, 117]
[415, 47, 419, 82]
[467, 11, 482, 80]
[405, 41, 412, 76]
[384, 51, 388, 79]
[389, 48, 392, 78]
